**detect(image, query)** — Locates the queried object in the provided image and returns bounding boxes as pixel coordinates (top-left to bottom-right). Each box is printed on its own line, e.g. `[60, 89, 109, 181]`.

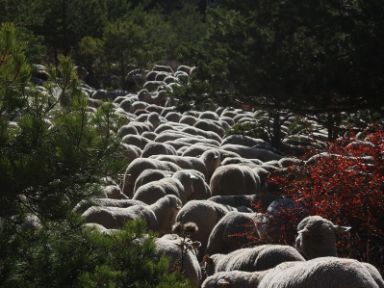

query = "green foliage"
[0, 23, 190, 287]
[170, 76, 215, 112]
[102, 6, 175, 84]
[193, 0, 384, 111]
[0, 23, 127, 219]
[0, 218, 191, 288]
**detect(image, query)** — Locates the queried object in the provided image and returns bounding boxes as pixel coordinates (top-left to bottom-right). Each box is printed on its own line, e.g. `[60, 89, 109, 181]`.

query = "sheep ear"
[192, 241, 201, 249]
[189, 174, 199, 180]
[297, 227, 310, 235]
[203, 255, 213, 264]
[217, 279, 230, 288]
[334, 225, 352, 233]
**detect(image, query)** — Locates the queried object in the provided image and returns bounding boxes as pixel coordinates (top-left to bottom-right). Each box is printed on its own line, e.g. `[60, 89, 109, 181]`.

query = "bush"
[267, 130, 384, 273]
[0, 218, 191, 288]
[0, 22, 191, 288]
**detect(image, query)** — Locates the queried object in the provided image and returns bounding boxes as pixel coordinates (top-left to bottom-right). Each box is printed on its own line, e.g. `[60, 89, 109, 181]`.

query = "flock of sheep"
[75, 64, 383, 288]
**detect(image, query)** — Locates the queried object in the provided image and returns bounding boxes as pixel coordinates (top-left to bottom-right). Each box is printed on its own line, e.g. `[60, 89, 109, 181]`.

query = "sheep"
[133, 169, 174, 192]
[182, 126, 222, 143]
[173, 200, 238, 257]
[82, 204, 159, 231]
[141, 131, 157, 140]
[120, 143, 142, 161]
[147, 112, 162, 128]
[155, 234, 202, 287]
[82, 194, 181, 234]
[202, 257, 383, 288]
[143, 80, 167, 92]
[172, 169, 212, 201]
[258, 257, 383, 288]
[133, 177, 185, 204]
[177, 64, 196, 75]
[141, 142, 177, 157]
[210, 164, 261, 196]
[180, 115, 198, 126]
[150, 195, 182, 234]
[204, 245, 305, 276]
[73, 198, 147, 214]
[202, 270, 263, 288]
[153, 64, 174, 73]
[194, 120, 225, 137]
[121, 134, 150, 150]
[129, 101, 149, 113]
[125, 121, 153, 134]
[145, 104, 164, 114]
[278, 157, 305, 168]
[208, 194, 280, 211]
[220, 157, 263, 168]
[165, 111, 182, 122]
[122, 158, 181, 197]
[220, 144, 282, 161]
[221, 135, 269, 148]
[205, 211, 257, 255]
[102, 185, 128, 199]
[199, 111, 220, 121]
[295, 215, 351, 259]
[117, 124, 139, 137]
[149, 155, 209, 179]
[201, 149, 222, 180]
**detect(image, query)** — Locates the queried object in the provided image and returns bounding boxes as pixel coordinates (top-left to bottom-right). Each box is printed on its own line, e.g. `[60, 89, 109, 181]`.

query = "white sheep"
[210, 164, 261, 196]
[204, 244, 304, 276]
[82, 194, 182, 234]
[132, 177, 185, 204]
[295, 215, 351, 259]
[122, 158, 181, 197]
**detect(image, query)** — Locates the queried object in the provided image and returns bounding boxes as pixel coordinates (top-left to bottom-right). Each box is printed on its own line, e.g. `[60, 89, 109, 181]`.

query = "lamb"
[132, 177, 185, 204]
[204, 245, 304, 276]
[210, 164, 261, 196]
[82, 194, 182, 234]
[295, 215, 351, 259]
[122, 158, 181, 197]
[155, 234, 202, 287]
